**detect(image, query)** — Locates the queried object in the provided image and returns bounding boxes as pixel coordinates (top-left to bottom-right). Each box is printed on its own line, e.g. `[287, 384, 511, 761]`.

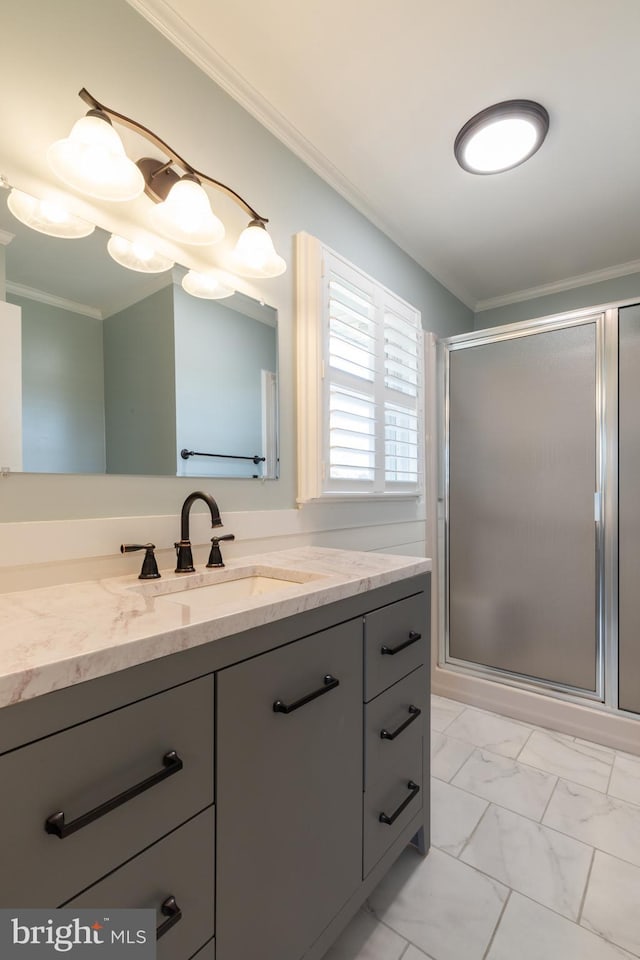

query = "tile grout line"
[455, 800, 493, 860]
[444, 744, 476, 783]
[514, 724, 536, 760]
[541, 776, 640, 871]
[430, 729, 476, 782]
[576, 845, 597, 926]
[605, 754, 616, 794]
[440, 770, 557, 830]
[538, 773, 560, 822]
[481, 888, 512, 960]
[432, 842, 607, 934]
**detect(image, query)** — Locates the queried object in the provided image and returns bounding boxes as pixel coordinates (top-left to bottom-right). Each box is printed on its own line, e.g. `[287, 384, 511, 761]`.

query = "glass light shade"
[454, 100, 549, 175]
[47, 113, 145, 201]
[231, 220, 286, 278]
[151, 177, 225, 245]
[463, 118, 538, 173]
[7, 189, 95, 238]
[107, 234, 174, 273]
[182, 270, 235, 299]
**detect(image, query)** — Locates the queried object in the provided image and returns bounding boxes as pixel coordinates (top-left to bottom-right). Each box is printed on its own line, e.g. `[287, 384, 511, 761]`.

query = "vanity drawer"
[66, 806, 215, 960]
[365, 667, 426, 790]
[363, 753, 423, 877]
[364, 593, 427, 701]
[0, 675, 214, 907]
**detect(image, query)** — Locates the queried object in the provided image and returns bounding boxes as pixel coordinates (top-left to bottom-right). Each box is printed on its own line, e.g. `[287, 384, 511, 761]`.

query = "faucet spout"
[180, 490, 222, 541]
[175, 490, 223, 573]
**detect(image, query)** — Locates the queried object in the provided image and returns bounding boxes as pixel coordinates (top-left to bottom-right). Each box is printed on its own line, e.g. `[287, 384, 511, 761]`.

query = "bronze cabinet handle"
[44, 751, 183, 839]
[381, 631, 421, 656]
[379, 781, 420, 826]
[157, 896, 182, 939]
[380, 705, 421, 741]
[273, 675, 340, 714]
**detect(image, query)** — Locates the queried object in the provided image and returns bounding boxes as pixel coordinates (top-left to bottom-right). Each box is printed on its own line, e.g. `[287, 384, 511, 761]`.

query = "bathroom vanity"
[0, 547, 430, 960]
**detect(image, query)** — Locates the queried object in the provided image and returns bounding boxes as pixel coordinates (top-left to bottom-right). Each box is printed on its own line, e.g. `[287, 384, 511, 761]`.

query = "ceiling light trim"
[475, 258, 640, 312]
[454, 100, 549, 175]
[124, 0, 477, 308]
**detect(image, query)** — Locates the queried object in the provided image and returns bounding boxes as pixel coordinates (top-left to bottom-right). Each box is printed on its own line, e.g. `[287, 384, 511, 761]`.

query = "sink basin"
[127, 565, 326, 613]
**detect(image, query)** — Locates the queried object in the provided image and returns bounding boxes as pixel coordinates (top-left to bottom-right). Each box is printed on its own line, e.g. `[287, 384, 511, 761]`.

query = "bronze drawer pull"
[380, 705, 421, 741]
[273, 675, 339, 714]
[157, 896, 182, 939]
[379, 781, 420, 826]
[44, 751, 184, 839]
[380, 631, 421, 656]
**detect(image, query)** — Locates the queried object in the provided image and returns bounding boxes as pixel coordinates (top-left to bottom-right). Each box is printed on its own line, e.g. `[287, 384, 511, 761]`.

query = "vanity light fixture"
[48, 110, 145, 201]
[230, 219, 287, 279]
[454, 100, 549, 174]
[107, 234, 174, 274]
[47, 89, 286, 276]
[7, 188, 95, 238]
[182, 269, 235, 300]
[150, 174, 225, 246]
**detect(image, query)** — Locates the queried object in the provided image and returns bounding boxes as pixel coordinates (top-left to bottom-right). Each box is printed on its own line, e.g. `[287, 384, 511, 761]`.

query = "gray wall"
[475, 271, 640, 329]
[10, 294, 105, 474]
[103, 286, 176, 476]
[0, 0, 473, 522]
[174, 287, 277, 479]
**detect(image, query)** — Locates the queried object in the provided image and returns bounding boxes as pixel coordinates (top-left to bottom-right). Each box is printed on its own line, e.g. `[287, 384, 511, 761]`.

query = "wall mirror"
[1, 187, 279, 479]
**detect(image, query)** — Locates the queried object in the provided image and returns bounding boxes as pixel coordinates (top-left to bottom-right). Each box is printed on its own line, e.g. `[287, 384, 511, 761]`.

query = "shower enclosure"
[440, 302, 639, 717]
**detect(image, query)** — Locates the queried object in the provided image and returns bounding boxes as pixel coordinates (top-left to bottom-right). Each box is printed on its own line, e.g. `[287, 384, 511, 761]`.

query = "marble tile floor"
[322, 695, 640, 960]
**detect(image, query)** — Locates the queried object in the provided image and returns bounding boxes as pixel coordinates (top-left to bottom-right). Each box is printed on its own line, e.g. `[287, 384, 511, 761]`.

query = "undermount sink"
[127, 565, 326, 610]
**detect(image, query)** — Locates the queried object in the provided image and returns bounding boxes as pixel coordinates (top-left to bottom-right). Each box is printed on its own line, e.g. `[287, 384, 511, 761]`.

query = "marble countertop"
[0, 546, 430, 709]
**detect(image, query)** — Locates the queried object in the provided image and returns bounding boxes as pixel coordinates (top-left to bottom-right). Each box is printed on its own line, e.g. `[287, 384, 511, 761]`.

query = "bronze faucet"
[175, 491, 223, 573]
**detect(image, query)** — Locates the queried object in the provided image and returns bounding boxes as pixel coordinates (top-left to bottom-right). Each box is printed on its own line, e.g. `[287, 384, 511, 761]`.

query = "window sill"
[297, 492, 424, 505]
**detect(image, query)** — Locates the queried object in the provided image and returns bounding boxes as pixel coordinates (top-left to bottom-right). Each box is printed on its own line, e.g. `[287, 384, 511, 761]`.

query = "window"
[296, 233, 424, 501]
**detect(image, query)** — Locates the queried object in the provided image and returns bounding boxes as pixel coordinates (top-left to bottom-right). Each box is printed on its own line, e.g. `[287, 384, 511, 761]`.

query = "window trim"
[295, 232, 425, 504]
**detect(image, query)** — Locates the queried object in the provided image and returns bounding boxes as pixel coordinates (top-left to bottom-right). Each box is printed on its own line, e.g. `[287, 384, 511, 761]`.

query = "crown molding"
[124, 1, 383, 220]
[124, 0, 475, 310]
[7, 281, 102, 319]
[475, 258, 640, 313]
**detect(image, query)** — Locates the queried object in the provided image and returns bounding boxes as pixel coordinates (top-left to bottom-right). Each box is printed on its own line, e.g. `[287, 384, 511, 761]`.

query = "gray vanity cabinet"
[66, 807, 216, 960]
[0, 676, 214, 908]
[216, 619, 363, 960]
[0, 571, 430, 960]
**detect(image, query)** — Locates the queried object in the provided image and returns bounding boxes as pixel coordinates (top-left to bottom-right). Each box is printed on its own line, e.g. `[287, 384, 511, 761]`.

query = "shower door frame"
[439, 306, 620, 708]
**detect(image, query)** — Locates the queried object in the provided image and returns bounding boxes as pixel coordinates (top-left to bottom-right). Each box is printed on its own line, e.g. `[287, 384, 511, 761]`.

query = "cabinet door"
[216, 620, 362, 960]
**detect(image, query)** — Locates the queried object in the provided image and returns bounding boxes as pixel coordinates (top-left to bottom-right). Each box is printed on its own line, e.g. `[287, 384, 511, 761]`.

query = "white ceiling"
[129, 0, 640, 310]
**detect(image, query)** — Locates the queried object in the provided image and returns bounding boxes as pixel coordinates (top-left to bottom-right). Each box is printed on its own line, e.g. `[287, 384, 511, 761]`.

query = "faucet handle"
[121, 543, 161, 580]
[175, 540, 195, 573]
[207, 534, 235, 568]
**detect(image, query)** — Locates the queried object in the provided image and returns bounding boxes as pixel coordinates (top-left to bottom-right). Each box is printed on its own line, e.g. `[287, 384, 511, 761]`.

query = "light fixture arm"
[78, 87, 267, 222]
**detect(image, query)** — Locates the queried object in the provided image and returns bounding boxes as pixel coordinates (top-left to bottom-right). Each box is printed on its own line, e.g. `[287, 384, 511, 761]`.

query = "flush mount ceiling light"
[46, 88, 285, 276]
[454, 100, 549, 175]
[107, 234, 174, 273]
[7, 188, 95, 238]
[182, 269, 236, 300]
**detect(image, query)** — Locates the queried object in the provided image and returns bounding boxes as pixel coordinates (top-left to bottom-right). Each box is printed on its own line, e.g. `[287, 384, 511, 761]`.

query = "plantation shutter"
[322, 250, 423, 496]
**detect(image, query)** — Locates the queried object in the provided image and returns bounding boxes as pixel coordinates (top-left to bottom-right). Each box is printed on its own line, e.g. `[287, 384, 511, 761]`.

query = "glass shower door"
[444, 316, 602, 695]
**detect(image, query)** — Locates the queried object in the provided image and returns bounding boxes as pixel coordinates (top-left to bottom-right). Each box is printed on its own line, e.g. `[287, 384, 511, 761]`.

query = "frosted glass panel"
[448, 323, 597, 691]
[618, 305, 640, 713]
